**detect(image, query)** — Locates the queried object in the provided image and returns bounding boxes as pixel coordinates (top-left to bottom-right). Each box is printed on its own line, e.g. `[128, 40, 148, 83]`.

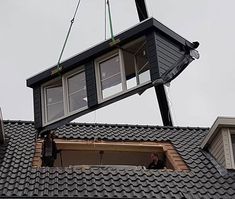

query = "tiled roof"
[0, 120, 235, 198]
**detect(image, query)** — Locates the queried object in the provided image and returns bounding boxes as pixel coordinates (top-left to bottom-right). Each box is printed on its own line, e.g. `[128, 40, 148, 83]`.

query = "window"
[95, 37, 151, 102]
[66, 70, 87, 113]
[42, 68, 87, 125]
[32, 140, 189, 171]
[123, 37, 151, 87]
[43, 79, 64, 123]
[99, 54, 122, 99]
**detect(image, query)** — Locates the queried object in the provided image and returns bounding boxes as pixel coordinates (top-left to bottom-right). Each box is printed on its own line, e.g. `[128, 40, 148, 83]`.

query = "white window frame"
[123, 37, 149, 86]
[63, 67, 88, 115]
[41, 77, 65, 126]
[95, 49, 126, 102]
[95, 37, 151, 103]
[41, 66, 87, 126]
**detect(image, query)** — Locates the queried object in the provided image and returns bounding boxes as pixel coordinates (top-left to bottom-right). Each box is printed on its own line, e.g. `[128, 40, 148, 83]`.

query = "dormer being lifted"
[27, 17, 199, 131]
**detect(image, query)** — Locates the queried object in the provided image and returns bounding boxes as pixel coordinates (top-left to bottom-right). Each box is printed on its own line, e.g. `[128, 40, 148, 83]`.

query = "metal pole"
[134, 0, 173, 126]
[135, 0, 148, 21]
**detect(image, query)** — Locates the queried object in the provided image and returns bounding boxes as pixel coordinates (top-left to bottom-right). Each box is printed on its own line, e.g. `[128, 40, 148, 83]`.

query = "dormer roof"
[26, 17, 194, 88]
[201, 117, 235, 149]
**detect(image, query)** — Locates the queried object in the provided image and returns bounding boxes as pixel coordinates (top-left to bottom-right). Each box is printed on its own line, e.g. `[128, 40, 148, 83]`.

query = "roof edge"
[3, 119, 208, 131]
[26, 17, 193, 88]
[26, 18, 155, 88]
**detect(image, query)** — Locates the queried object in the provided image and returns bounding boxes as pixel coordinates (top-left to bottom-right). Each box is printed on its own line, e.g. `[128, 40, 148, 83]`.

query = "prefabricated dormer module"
[27, 18, 199, 131]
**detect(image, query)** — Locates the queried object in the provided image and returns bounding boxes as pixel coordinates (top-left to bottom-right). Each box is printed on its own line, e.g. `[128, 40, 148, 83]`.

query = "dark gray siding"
[33, 86, 42, 129]
[146, 32, 160, 81]
[85, 61, 98, 108]
[155, 33, 184, 76]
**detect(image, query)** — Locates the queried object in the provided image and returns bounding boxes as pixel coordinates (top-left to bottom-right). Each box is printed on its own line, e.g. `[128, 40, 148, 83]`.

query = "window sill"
[42, 106, 88, 127]
[98, 80, 152, 104]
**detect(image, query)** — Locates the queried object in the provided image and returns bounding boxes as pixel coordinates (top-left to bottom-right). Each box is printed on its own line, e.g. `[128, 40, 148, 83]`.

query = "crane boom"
[134, 0, 173, 126]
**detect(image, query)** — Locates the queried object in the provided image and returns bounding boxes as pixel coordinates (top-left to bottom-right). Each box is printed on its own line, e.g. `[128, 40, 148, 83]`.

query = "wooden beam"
[163, 143, 188, 171]
[55, 140, 165, 153]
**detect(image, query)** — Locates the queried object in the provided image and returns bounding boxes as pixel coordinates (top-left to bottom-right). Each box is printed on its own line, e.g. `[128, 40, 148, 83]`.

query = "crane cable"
[56, 0, 82, 73]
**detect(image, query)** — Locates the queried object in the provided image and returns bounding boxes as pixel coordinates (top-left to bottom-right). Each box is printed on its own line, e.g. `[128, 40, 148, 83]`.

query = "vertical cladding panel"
[85, 61, 98, 108]
[155, 33, 184, 77]
[33, 86, 42, 129]
[209, 130, 225, 167]
[146, 32, 159, 81]
[222, 128, 233, 169]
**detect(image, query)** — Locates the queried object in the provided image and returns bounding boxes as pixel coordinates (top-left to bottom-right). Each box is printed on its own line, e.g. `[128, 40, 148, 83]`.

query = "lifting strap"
[106, 0, 115, 43]
[56, 0, 82, 73]
[106, 0, 119, 46]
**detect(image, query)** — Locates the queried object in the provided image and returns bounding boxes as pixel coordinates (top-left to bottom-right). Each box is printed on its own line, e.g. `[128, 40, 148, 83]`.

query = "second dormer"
[201, 117, 235, 170]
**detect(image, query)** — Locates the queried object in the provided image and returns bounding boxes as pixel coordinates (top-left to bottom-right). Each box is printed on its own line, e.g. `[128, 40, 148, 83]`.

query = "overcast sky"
[1, 0, 235, 128]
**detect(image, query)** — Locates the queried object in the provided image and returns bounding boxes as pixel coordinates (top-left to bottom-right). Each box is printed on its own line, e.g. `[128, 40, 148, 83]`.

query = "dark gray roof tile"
[0, 120, 234, 198]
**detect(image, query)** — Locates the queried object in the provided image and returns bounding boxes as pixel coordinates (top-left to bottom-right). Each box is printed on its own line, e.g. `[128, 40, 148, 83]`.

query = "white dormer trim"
[201, 117, 235, 170]
[201, 117, 235, 149]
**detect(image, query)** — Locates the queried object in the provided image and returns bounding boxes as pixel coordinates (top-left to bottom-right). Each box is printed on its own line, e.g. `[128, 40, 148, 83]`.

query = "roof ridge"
[3, 120, 34, 124]
[3, 120, 209, 130]
[65, 121, 209, 130]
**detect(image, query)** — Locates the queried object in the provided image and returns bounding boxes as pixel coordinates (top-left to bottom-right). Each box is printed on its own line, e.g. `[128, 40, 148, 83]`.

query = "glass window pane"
[123, 50, 137, 89]
[231, 134, 235, 163]
[136, 44, 151, 84]
[68, 72, 87, 112]
[47, 101, 64, 122]
[99, 55, 122, 99]
[45, 82, 64, 122]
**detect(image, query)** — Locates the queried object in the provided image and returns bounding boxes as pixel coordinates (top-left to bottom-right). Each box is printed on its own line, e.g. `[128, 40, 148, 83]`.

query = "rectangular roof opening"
[33, 139, 188, 171]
